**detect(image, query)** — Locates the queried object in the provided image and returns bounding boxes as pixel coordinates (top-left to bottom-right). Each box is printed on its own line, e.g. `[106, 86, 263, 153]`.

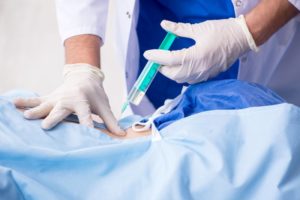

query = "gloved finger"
[74, 103, 94, 128]
[161, 20, 194, 38]
[159, 65, 187, 83]
[96, 106, 126, 136]
[23, 102, 52, 120]
[42, 105, 72, 130]
[144, 49, 185, 67]
[13, 97, 42, 108]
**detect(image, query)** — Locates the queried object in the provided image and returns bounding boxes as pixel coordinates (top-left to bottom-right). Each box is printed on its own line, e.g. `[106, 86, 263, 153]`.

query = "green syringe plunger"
[121, 32, 177, 113]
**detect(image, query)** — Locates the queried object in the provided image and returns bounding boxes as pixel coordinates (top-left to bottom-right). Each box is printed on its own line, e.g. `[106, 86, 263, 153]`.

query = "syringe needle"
[121, 101, 129, 114]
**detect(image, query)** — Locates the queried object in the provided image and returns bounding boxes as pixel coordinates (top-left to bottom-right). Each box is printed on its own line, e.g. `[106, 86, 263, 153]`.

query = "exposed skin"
[245, 0, 299, 46]
[66, 117, 152, 139]
[75, 114, 151, 139]
[17, 108, 151, 139]
[98, 126, 151, 139]
[65, 34, 101, 67]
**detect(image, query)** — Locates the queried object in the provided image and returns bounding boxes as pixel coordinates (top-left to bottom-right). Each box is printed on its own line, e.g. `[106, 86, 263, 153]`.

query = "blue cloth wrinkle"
[0, 90, 299, 199]
[154, 80, 285, 130]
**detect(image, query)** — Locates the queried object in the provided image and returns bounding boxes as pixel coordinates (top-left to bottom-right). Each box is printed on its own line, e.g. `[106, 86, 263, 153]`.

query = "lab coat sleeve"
[55, 0, 109, 43]
[289, 0, 300, 10]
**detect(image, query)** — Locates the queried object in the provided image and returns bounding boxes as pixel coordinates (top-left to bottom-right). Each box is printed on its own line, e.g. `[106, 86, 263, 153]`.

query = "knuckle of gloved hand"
[100, 92, 110, 103]
[78, 102, 91, 113]
[185, 23, 195, 34]
[42, 118, 55, 130]
[191, 47, 207, 64]
[204, 20, 216, 30]
[175, 78, 186, 84]
[21, 98, 36, 107]
[193, 73, 205, 83]
[169, 69, 185, 83]
[78, 112, 93, 127]
[67, 85, 85, 96]
[169, 50, 181, 66]
[96, 105, 111, 117]
[56, 96, 69, 106]
[55, 101, 66, 110]
[199, 71, 210, 82]
[39, 96, 48, 103]
[81, 113, 92, 122]
[26, 97, 36, 102]
[72, 86, 86, 95]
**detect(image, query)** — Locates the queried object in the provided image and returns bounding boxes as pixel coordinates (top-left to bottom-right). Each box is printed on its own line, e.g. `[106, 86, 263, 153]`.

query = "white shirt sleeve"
[289, 0, 300, 10]
[55, 0, 109, 43]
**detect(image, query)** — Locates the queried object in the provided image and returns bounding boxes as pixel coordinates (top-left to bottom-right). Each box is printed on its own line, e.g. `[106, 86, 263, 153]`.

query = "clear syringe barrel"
[127, 32, 177, 105]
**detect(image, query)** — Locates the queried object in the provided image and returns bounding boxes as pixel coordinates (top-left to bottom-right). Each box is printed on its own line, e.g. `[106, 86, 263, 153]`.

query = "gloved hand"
[144, 15, 259, 84]
[14, 63, 126, 136]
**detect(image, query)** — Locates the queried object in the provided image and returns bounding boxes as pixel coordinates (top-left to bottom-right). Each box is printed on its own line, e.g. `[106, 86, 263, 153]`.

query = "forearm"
[245, 0, 299, 46]
[65, 34, 102, 68]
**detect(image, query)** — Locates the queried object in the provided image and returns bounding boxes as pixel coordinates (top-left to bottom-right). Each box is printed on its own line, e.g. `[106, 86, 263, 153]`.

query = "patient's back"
[154, 79, 284, 130]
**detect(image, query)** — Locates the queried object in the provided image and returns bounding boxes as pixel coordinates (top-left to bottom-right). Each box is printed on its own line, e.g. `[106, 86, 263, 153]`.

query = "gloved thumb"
[161, 20, 193, 38]
[144, 49, 184, 67]
[144, 49, 187, 83]
[97, 106, 126, 136]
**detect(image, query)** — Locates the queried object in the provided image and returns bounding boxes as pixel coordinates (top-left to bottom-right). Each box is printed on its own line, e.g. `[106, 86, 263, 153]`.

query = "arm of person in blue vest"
[144, 0, 299, 84]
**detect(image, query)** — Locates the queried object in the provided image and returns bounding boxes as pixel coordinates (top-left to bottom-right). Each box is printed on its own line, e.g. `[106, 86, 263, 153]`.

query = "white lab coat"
[56, 0, 300, 115]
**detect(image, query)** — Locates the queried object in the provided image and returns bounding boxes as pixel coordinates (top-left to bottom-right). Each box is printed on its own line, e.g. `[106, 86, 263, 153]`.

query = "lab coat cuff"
[289, 0, 300, 10]
[60, 27, 106, 46]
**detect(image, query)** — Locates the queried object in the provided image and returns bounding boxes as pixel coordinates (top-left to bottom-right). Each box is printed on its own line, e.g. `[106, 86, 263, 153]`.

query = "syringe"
[121, 32, 177, 113]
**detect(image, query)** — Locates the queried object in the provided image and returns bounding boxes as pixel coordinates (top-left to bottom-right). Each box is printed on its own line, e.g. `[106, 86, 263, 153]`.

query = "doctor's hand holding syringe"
[14, 0, 299, 134]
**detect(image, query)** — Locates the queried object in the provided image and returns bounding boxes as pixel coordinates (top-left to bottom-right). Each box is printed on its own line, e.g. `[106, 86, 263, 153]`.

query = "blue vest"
[136, 0, 238, 109]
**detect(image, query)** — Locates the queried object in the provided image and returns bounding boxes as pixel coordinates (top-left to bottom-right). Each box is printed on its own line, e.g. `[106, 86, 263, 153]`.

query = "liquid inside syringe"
[121, 32, 177, 113]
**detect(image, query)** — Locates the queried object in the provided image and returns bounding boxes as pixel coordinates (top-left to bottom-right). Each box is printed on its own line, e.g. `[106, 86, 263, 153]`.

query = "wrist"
[244, 8, 270, 46]
[236, 15, 259, 52]
[63, 63, 105, 82]
[245, 0, 299, 46]
[65, 35, 102, 68]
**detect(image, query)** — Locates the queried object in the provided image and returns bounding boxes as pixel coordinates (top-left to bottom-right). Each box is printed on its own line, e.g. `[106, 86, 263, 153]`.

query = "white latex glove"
[144, 15, 258, 84]
[14, 64, 126, 136]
